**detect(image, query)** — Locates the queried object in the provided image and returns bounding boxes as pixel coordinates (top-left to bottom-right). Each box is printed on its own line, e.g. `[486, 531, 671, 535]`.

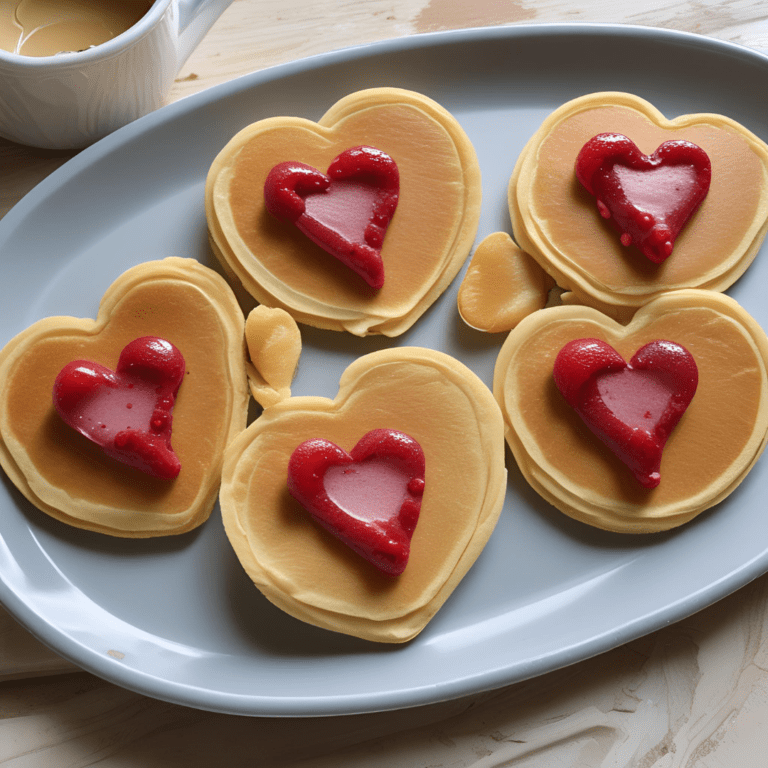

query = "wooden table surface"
[3, 1, 768, 765]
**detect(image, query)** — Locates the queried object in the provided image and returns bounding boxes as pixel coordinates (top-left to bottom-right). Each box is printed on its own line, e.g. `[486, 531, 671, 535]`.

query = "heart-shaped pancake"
[220, 347, 506, 643]
[509, 92, 768, 319]
[575, 133, 712, 263]
[553, 338, 698, 488]
[493, 290, 768, 533]
[206, 87, 482, 336]
[288, 429, 425, 575]
[0, 258, 250, 537]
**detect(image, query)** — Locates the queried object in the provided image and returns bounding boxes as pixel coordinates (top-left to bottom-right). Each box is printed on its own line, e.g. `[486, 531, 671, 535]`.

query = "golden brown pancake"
[509, 92, 768, 319]
[0, 258, 250, 537]
[493, 290, 768, 533]
[220, 347, 507, 642]
[206, 87, 482, 336]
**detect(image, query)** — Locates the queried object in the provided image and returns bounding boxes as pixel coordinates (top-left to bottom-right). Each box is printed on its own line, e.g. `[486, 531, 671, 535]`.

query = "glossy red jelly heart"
[553, 338, 698, 488]
[287, 429, 425, 576]
[263, 145, 399, 289]
[53, 337, 186, 479]
[575, 133, 711, 264]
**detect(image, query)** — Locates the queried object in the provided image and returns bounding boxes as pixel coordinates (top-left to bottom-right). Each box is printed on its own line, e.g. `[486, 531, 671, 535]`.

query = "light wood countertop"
[2, 1, 768, 765]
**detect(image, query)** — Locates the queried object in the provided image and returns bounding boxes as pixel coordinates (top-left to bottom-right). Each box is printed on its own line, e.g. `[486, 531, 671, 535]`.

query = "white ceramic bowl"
[0, 0, 232, 149]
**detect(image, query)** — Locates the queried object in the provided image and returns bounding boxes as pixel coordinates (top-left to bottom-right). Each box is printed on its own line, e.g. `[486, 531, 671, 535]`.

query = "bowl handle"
[176, 0, 233, 68]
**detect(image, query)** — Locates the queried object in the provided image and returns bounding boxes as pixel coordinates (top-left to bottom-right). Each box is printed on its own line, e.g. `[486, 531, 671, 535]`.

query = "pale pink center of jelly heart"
[613, 165, 699, 218]
[69, 379, 159, 443]
[324, 458, 411, 524]
[596, 369, 672, 429]
[303, 180, 380, 245]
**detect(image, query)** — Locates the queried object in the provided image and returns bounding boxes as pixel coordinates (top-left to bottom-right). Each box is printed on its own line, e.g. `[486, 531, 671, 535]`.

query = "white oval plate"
[1, 24, 768, 716]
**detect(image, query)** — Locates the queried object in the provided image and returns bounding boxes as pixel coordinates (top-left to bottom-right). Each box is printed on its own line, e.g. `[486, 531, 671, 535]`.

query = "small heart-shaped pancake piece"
[244, 305, 302, 409]
[457, 232, 553, 333]
[553, 338, 698, 488]
[288, 429, 424, 575]
[575, 133, 711, 263]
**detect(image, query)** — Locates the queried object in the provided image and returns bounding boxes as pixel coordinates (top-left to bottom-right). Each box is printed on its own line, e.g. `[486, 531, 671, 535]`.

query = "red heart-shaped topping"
[553, 338, 698, 488]
[263, 145, 399, 289]
[287, 429, 425, 576]
[52, 337, 186, 479]
[575, 133, 711, 264]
